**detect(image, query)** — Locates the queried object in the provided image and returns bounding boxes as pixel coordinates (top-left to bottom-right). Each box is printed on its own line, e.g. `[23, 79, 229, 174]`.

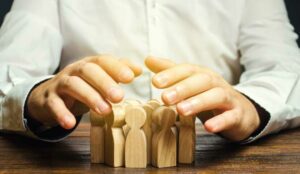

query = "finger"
[74, 62, 124, 103]
[162, 73, 213, 105]
[204, 110, 240, 133]
[145, 56, 176, 73]
[152, 64, 198, 88]
[45, 94, 76, 129]
[119, 58, 143, 77]
[57, 76, 111, 115]
[90, 55, 135, 83]
[176, 87, 232, 116]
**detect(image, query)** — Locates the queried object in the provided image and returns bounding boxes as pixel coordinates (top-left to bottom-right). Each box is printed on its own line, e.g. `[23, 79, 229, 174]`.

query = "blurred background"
[1, 0, 299, 45]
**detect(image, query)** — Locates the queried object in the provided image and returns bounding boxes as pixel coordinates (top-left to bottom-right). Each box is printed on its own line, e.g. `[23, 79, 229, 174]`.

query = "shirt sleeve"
[0, 0, 76, 141]
[235, 0, 300, 143]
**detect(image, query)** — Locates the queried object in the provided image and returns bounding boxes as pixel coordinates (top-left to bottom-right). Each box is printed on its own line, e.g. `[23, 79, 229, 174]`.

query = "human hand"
[145, 56, 260, 141]
[27, 55, 142, 129]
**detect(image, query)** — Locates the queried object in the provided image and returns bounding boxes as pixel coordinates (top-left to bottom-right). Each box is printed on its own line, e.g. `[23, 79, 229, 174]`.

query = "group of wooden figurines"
[90, 99, 196, 168]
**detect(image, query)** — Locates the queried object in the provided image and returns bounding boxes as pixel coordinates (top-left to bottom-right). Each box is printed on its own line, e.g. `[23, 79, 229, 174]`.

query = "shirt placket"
[145, 0, 162, 101]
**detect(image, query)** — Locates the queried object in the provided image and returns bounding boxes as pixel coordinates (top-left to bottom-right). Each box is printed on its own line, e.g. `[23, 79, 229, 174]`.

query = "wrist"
[25, 78, 53, 127]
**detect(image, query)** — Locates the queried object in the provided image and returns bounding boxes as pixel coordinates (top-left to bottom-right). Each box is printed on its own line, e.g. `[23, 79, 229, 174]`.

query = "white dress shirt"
[0, 0, 300, 142]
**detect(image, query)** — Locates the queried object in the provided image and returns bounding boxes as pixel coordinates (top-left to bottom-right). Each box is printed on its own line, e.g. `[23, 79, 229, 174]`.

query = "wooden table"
[0, 123, 300, 173]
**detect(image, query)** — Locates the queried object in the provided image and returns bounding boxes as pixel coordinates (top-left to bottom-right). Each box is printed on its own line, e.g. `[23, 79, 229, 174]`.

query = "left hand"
[145, 56, 260, 141]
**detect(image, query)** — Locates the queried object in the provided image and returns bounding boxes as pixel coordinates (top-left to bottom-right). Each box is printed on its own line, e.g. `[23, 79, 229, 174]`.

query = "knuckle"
[222, 91, 230, 104]
[232, 113, 241, 127]
[76, 61, 88, 75]
[236, 107, 244, 116]
[203, 67, 216, 75]
[231, 109, 242, 124]
[195, 73, 213, 88]
[202, 73, 213, 83]
[182, 64, 198, 74]
[44, 97, 56, 108]
[64, 63, 75, 71]
[77, 62, 94, 75]
[94, 56, 105, 63]
[203, 70, 220, 85]
[59, 76, 73, 89]
[194, 98, 204, 110]
[175, 84, 188, 98]
[44, 89, 50, 98]
[215, 87, 229, 103]
[86, 95, 100, 106]
[97, 54, 115, 63]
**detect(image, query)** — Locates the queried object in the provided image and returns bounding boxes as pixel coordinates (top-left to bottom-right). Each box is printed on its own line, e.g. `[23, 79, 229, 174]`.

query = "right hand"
[27, 55, 142, 129]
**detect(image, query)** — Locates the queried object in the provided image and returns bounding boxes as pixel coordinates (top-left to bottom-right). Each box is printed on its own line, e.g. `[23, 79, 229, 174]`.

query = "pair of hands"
[27, 55, 260, 141]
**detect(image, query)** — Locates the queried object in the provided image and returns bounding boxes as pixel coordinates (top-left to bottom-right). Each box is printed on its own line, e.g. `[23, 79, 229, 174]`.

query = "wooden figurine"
[142, 104, 155, 165]
[168, 105, 179, 144]
[90, 110, 106, 163]
[124, 99, 142, 106]
[125, 105, 147, 168]
[147, 99, 161, 110]
[122, 124, 130, 138]
[178, 115, 196, 164]
[104, 104, 126, 167]
[147, 99, 161, 134]
[152, 106, 177, 168]
[122, 100, 141, 137]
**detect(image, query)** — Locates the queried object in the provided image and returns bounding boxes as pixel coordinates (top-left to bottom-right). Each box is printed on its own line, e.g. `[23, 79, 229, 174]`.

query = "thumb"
[145, 56, 176, 73]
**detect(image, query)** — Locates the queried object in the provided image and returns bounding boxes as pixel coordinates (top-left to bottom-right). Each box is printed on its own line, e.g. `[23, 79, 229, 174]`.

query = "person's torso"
[58, 0, 245, 101]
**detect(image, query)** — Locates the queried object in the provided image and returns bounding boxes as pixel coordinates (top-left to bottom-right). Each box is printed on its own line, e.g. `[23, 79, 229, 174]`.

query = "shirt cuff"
[24, 113, 82, 142]
[2, 75, 81, 142]
[239, 93, 271, 144]
[21, 77, 82, 142]
[234, 84, 287, 144]
[2, 76, 54, 132]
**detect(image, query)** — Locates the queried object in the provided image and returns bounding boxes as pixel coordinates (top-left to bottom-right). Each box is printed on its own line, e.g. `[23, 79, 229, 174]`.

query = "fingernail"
[206, 120, 220, 133]
[210, 124, 219, 132]
[177, 101, 193, 116]
[59, 120, 65, 128]
[63, 116, 75, 129]
[163, 90, 177, 104]
[97, 101, 110, 114]
[108, 86, 124, 102]
[119, 68, 134, 82]
[154, 75, 168, 87]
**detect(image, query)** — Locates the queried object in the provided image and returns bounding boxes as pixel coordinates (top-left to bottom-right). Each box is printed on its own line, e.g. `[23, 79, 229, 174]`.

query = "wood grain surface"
[0, 123, 300, 173]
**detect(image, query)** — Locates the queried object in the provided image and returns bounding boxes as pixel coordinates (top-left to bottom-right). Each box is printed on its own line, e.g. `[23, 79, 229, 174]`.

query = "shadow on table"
[1, 126, 299, 173]
[0, 132, 87, 169]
